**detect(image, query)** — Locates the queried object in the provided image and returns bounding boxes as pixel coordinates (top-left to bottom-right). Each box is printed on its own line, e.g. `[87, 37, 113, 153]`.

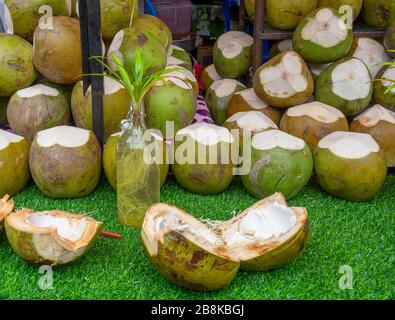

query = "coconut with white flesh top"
[171, 123, 236, 195]
[144, 70, 197, 139]
[0, 34, 37, 97]
[253, 51, 314, 108]
[0, 195, 14, 234]
[384, 20, 395, 58]
[315, 57, 373, 116]
[242, 130, 313, 199]
[141, 193, 308, 291]
[71, 78, 130, 141]
[351, 105, 395, 167]
[280, 101, 349, 149]
[0, 130, 30, 197]
[266, 0, 317, 30]
[7, 84, 70, 142]
[317, 0, 363, 21]
[213, 31, 253, 79]
[33, 17, 82, 85]
[201, 65, 223, 92]
[206, 79, 246, 125]
[167, 55, 193, 72]
[5, 0, 72, 42]
[361, 0, 395, 28]
[29, 126, 102, 199]
[227, 88, 282, 125]
[314, 131, 387, 201]
[103, 131, 169, 190]
[293, 8, 353, 63]
[5, 209, 102, 266]
[347, 38, 391, 78]
[166, 65, 198, 98]
[373, 66, 395, 112]
[107, 27, 167, 77]
[168, 45, 192, 68]
[269, 39, 294, 58]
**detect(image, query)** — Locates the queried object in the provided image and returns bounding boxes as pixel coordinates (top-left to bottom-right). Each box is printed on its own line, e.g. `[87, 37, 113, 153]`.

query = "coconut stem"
[101, 231, 123, 239]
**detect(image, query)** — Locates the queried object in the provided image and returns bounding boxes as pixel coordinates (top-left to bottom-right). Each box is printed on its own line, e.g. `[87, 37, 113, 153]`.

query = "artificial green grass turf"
[0, 175, 394, 300]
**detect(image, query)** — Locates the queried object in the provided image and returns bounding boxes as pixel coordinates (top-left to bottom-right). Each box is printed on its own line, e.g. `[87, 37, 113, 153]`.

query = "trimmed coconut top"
[286, 101, 345, 123]
[0, 129, 24, 150]
[301, 8, 348, 48]
[0, 2, 13, 34]
[352, 38, 390, 78]
[17, 84, 59, 98]
[176, 123, 234, 146]
[167, 44, 186, 56]
[203, 64, 222, 82]
[278, 39, 293, 52]
[353, 104, 395, 127]
[36, 126, 91, 148]
[166, 65, 196, 84]
[107, 29, 125, 63]
[87, 77, 125, 95]
[318, 131, 380, 159]
[167, 56, 186, 66]
[210, 79, 245, 98]
[227, 111, 278, 131]
[252, 129, 306, 151]
[331, 58, 371, 101]
[217, 31, 253, 59]
[259, 51, 308, 99]
[381, 67, 395, 91]
[236, 88, 269, 110]
[309, 62, 332, 77]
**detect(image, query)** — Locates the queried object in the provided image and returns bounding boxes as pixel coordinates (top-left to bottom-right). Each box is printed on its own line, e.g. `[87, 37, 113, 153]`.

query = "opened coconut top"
[301, 8, 348, 48]
[353, 104, 395, 126]
[210, 79, 245, 98]
[167, 44, 185, 56]
[217, 31, 253, 59]
[318, 131, 380, 159]
[235, 88, 269, 110]
[167, 56, 186, 66]
[252, 129, 306, 151]
[165, 65, 196, 84]
[226, 111, 278, 131]
[17, 84, 59, 98]
[286, 101, 345, 123]
[0, 195, 13, 223]
[36, 126, 91, 148]
[176, 123, 234, 146]
[259, 51, 308, 99]
[331, 58, 371, 101]
[381, 67, 395, 91]
[142, 193, 307, 262]
[87, 77, 125, 95]
[204, 65, 222, 82]
[0, 129, 25, 150]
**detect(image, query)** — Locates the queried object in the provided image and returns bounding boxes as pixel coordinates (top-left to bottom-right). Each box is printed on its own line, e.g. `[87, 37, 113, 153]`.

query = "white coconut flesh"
[204, 65, 222, 82]
[16, 84, 59, 98]
[260, 52, 308, 99]
[318, 131, 380, 159]
[381, 67, 395, 93]
[177, 123, 234, 146]
[167, 45, 185, 56]
[107, 30, 125, 65]
[142, 194, 305, 261]
[353, 104, 395, 127]
[287, 101, 345, 123]
[331, 59, 371, 100]
[301, 8, 348, 48]
[0, 129, 24, 151]
[278, 39, 293, 52]
[87, 77, 125, 95]
[227, 111, 278, 131]
[210, 79, 244, 98]
[0, 2, 14, 34]
[167, 56, 186, 67]
[352, 38, 390, 78]
[237, 88, 269, 110]
[217, 31, 253, 59]
[36, 126, 90, 148]
[164, 65, 195, 89]
[252, 129, 306, 151]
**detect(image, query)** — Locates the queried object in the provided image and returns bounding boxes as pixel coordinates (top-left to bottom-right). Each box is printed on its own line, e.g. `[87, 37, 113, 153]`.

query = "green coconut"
[171, 123, 236, 195]
[30, 126, 102, 199]
[7, 84, 70, 142]
[142, 193, 308, 291]
[269, 39, 293, 59]
[33, 16, 82, 85]
[0, 98, 8, 125]
[0, 130, 30, 197]
[107, 27, 167, 77]
[266, 0, 317, 30]
[245, 0, 255, 21]
[315, 57, 373, 116]
[201, 65, 222, 92]
[361, 0, 395, 28]
[314, 131, 387, 201]
[132, 13, 172, 50]
[206, 79, 246, 125]
[145, 71, 197, 139]
[293, 7, 353, 63]
[5, 209, 102, 266]
[5, 0, 72, 42]
[103, 131, 169, 190]
[384, 20, 395, 58]
[213, 31, 253, 79]
[241, 129, 313, 200]
[71, 78, 130, 141]
[317, 0, 363, 21]
[0, 34, 37, 97]
[0, 195, 13, 235]
[373, 65, 395, 112]
[167, 45, 192, 72]
[253, 51, 314, 108]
